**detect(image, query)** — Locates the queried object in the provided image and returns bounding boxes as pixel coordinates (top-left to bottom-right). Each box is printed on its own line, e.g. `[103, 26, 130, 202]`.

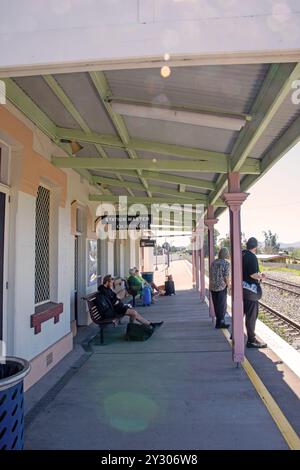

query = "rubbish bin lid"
[0, 356, 31, 391]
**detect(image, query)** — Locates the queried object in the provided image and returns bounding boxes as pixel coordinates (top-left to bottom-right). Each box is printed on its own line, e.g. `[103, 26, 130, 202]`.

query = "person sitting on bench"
[97, 275, 163, 329]
[133, 267, 160, 294]
[127, 268, 144, 293]
[165, 275, 176, 296]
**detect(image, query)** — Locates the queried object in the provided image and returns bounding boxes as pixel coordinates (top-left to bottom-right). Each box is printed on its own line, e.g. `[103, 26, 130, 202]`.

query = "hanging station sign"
[100, 214, 151, 230]
[140, 239, 156, 247]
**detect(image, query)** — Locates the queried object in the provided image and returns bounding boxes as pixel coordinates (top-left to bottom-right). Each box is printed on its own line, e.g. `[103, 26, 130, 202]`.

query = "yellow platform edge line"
[222, 329, 300, 450]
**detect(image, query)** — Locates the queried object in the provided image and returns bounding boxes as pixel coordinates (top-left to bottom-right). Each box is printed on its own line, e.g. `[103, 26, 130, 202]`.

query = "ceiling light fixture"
[111, 101, 247, 131]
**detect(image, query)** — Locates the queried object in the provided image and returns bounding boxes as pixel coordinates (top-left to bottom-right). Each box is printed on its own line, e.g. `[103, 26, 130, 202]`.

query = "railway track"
[264, 278, 300, 296]
[259, 301, 300, 347]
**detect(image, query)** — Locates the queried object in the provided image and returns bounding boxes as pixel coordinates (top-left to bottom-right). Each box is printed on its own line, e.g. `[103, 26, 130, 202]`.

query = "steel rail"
[259, 301, 300, 332]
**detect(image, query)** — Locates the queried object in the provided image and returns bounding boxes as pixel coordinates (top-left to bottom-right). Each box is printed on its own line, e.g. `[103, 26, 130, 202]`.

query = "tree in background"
[289, 247, 300, 258]
[203, 228, 220, 257]
[218, 232, 247, 252]
[263, 230, 280, 254]
[219, 233, 231, 251]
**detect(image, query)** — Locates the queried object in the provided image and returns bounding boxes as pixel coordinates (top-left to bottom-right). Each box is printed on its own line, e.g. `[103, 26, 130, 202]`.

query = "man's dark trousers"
[211, 288, 227, 326]
[243, 298, 259, 343]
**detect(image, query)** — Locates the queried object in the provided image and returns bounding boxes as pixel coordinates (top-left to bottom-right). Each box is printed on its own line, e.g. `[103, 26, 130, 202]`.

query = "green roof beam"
[231, 62, 300, 172]
[4, 78, 103, 190]
[109, 97, 252, 121]
[56, 127, 227, 161]
[111, 170, 216, 190]
[43, 75, 129, 196]
[4, 78, 57, 139]
[89, 71, 151, 197]
[241, 113, 300, 193]
[43, 75, 91, 132]
[52, 157, 228, 172]
[89, 194, 208, 204]
[89, 194, 226, 208]
[93, 175, 203, 199]
[209, 62, 300, 205]
[52, 156, 259, 174]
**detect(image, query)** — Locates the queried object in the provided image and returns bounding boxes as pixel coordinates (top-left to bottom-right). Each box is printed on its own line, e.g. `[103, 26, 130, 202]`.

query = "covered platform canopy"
[2, 62, 300, 210]
[2, 61, 300, 363]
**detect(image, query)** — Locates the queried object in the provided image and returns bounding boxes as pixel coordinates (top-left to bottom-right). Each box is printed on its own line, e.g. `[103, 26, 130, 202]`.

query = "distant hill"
[279, 241, 300, 249]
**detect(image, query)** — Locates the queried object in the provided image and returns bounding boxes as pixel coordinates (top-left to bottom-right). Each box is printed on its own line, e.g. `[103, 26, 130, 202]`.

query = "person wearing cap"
[242, 237, 267, 348]
[209, 247, 231, 329]
[97, 275, 163, 329]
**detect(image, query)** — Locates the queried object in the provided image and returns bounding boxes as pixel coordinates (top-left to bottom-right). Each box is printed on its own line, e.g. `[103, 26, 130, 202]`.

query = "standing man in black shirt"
[242, 237, 267, 348]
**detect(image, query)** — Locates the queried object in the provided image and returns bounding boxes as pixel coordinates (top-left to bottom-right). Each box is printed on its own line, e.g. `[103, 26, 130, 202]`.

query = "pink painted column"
[195, 248, 200, 292]
[222, 173, 249, 364]
[204, 205, 218, 319]
[199, 248, 206, 302]
[192, 240, 196, 288]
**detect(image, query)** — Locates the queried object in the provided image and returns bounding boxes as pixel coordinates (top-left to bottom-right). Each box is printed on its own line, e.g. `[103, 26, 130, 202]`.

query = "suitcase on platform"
[142, 286, 151, 306]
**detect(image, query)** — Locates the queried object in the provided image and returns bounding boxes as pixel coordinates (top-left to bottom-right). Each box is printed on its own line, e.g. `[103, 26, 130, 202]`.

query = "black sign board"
[100, 214, 151, 230]
[140, 238, 156, 247]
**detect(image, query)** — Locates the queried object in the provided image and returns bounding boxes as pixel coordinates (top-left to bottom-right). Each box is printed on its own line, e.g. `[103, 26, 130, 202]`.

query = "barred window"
[35, 185, 50, 304]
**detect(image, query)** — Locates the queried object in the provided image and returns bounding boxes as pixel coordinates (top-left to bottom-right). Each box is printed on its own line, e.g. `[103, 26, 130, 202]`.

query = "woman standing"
[209, 247, 231, 329]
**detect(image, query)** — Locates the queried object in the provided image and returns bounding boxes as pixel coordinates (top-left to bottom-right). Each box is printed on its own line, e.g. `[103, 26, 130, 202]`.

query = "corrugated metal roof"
[147, 179, 179, 190]
[105, 64, 269, 114]
[76, 143, 99, 157]
[13, 76, 79, 129]
[131, 190, 149, 197]
[124, 116, 237, 152]
[121, 175, 141, 183]
[250, 91, 300, 159]
[53, 72, 116, 135]
[9, 62, 300, 210]
[161, 171, 217, 182]
[104, 148, 128, 159]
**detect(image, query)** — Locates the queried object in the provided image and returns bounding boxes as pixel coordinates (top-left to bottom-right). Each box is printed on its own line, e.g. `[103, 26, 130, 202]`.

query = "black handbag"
[243, 283, 262, 301]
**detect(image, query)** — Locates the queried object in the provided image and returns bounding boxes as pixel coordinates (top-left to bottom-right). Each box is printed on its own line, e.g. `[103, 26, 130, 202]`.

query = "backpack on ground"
[125, 323, 153, 341]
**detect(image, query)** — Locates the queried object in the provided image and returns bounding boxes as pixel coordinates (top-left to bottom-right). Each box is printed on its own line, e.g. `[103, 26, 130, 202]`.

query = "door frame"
[0, 182, 10, 346]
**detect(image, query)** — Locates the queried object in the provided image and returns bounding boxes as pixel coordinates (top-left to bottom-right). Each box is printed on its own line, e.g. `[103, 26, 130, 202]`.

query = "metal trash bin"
[141, 272, 154, 284]
[0, 357, 31, 450]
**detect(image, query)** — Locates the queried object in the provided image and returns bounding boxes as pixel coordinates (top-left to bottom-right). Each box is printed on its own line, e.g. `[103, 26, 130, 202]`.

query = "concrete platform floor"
[24, 261, 298, 449]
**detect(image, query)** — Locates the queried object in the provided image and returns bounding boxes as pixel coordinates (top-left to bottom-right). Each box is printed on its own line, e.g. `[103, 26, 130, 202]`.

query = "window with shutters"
[35, 185, 50, 305]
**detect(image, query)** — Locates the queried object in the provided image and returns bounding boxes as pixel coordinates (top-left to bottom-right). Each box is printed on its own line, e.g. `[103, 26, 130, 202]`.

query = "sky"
[164, 141, 300, 247]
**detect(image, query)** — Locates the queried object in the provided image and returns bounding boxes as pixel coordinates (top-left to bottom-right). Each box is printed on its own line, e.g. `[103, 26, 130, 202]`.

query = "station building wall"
[0, 101, 141, 389]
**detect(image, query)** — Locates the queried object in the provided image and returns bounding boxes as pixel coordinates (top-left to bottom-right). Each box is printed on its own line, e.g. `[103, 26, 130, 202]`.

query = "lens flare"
[104, 392, 159, 432]
[161, 66, 171, 78]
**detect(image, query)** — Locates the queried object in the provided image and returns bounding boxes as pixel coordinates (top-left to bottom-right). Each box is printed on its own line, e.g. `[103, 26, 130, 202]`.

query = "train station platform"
[24, 260, 300, 450]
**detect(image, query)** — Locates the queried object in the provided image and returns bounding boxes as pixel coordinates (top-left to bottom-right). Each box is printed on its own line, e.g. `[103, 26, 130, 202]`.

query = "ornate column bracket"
[222, 192, 249, 211]
[204, 218, 218, 229]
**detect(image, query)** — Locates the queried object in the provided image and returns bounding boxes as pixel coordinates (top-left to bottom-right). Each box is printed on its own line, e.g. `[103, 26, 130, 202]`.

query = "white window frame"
[34, 184, 51, 307]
